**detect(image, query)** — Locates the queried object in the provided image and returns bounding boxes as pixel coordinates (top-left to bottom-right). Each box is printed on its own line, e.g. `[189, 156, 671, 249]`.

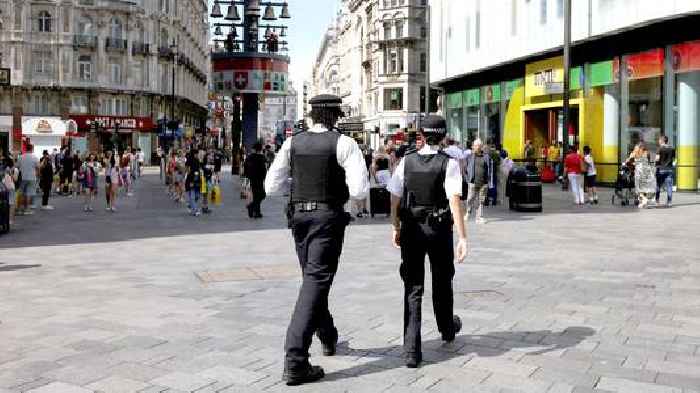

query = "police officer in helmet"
[265, 94, 369, 385]
[387, 114, 468, 368]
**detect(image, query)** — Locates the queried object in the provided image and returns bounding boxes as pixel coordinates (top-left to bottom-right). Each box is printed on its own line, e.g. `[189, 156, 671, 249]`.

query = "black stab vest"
[403, 151, 449, 209]
[291, 131, 350, 205]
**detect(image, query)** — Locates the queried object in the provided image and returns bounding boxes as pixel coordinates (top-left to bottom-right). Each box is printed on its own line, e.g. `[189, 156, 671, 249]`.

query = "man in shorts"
[17, 144, 39, 215]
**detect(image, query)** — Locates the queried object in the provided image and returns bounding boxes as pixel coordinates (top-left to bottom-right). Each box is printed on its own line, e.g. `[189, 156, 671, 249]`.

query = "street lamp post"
[210, 0, 290, 153]
[562, 0, 572, 170]
[170, 40, 178, 142]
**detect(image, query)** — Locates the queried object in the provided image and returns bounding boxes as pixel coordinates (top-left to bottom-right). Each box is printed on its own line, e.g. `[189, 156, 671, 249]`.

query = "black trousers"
[399, 220, 456, 356]
[248, 180, 266, 215]
[41, 184, 51, 206]
[285, 209, 347, 368]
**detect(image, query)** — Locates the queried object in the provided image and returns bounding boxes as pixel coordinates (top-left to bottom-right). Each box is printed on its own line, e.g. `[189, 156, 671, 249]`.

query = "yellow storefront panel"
[677, 145, 699, 190]
[503, 86, 526, 159]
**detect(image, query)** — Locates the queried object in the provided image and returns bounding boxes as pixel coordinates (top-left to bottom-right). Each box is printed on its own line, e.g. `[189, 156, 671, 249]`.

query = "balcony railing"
[105, 37, 127, 52]
[73, 34, 98, 49]
[132, 42, 150, 56]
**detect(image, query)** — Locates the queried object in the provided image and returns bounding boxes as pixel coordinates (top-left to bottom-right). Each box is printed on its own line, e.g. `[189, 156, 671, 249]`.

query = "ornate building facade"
[310, 0, 433, 147]
[0, 0, 209, 158]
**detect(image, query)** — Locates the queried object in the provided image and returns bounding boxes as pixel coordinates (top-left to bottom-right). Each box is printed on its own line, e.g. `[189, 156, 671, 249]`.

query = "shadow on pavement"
[325, 326, 595, 381]
[0, 263, 42, 272]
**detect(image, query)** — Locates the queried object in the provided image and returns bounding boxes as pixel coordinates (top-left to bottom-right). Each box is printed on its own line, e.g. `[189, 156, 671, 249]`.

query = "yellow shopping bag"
[200, 175, 207, 194]
[211, 185, 222, 206]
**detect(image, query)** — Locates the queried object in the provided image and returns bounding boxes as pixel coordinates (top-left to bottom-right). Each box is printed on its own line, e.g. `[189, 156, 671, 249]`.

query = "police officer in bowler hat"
[387, 114, 468, 368]
[265, 94, 369, 385]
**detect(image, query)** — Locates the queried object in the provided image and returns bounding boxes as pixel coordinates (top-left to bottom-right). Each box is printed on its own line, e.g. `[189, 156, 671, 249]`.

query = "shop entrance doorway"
[524, 106, 579, 157]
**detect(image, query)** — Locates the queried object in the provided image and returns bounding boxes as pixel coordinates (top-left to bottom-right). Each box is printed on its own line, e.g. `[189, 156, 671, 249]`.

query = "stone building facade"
[0, 0, 209, 157]
[310, 0, 432, 147]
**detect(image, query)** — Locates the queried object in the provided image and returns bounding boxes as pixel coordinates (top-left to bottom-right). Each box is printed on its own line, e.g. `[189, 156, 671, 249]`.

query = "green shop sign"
[589, 60, 614, 87]
[482, 84, 501, 104]
[446, 92, 462, 109]
[463, 88, 480, 107]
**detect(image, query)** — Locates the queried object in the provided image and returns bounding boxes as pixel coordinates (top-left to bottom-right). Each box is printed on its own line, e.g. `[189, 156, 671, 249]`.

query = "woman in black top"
[185, 149, 202, 216]
[39, 151, 54, 209]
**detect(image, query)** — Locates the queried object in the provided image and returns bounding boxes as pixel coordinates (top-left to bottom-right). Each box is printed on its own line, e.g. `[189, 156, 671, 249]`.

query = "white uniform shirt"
[264, 125, 370, 200]
[387, 145, 463, 198]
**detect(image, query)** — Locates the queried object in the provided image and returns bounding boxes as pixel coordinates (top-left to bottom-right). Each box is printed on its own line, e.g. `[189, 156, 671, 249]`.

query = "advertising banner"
[212, 56, 289, 95]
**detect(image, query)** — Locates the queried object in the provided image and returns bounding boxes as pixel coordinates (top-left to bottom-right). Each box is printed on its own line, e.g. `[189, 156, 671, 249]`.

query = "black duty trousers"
[399, 220, 456, 356]
[285, 209, 347, 368]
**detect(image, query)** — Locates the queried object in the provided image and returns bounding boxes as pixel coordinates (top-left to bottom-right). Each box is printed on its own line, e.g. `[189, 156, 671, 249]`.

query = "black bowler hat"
[420, 115, 447, 136]
[309, 94, 342, 109]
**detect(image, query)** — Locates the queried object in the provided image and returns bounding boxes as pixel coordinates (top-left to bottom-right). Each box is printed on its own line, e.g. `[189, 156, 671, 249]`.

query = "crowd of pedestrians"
[0, 144, 145, 226]
[160, 145, 224, 217]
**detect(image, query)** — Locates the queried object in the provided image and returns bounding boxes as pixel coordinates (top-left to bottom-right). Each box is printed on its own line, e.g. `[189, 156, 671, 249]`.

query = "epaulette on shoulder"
[292, 129, 306, 136]
[404, 147, 418, 155]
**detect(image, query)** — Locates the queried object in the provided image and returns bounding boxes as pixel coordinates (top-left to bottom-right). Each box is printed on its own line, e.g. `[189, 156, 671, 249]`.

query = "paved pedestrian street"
[1, 169, 700, 393]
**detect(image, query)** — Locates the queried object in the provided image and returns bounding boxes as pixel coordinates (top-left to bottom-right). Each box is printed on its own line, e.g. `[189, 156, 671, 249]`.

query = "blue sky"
[207, 0, 338, 91]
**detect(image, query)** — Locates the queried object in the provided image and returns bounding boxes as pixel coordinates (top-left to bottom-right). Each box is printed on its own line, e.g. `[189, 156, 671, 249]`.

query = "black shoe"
[254, 212, 263, 219]
[316, 331, 338, 356]
[246, 205, 254, 218]
[283, 364, 325, 386]
[405, 352, 422, 368]
[442, 315, 462, 342]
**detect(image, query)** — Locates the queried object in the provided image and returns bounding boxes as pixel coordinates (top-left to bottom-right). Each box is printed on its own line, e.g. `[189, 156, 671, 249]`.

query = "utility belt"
[285, 201, 346, 228]
[400, 206, 452, 227]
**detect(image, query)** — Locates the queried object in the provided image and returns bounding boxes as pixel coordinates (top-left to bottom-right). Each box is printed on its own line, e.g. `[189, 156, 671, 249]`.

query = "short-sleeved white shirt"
[387, 145, 463, 198]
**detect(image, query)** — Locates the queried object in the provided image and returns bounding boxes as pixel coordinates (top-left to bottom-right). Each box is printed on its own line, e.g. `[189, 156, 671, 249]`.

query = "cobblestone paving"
[1, 169, 700, 393]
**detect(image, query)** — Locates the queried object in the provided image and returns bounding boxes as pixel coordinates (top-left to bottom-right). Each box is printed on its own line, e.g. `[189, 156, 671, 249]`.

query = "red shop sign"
[614, 48, 665, 81]
[672, 40, 700, 73]
[69, 115, 155, 132]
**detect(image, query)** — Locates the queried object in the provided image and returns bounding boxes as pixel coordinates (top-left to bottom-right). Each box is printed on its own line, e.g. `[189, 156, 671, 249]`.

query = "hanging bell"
[233, 43, 240, 51]
[264, 27, 272, 38]
[279, 3, 291, 19]
[214, 26, 222, 36]
[210, 1, 223, 18]
[280, 27, 287, 37]
[261, 43, 267, 52]
[262, 5, 276, 20]
[225, 5, 240, 21]
[230, 27, 237, 38]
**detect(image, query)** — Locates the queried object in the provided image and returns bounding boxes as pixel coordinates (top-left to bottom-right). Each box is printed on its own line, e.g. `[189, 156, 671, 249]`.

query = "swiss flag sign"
[234, 72, 248, 90]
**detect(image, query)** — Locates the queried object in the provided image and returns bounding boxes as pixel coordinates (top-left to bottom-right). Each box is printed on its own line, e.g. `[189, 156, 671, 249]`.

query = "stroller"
[612, 164, 636, 206]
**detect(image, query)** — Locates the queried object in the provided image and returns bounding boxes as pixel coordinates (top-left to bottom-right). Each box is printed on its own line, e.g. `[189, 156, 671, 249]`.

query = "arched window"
[110, 17, 122, 39]
[38, 11, 51, 32]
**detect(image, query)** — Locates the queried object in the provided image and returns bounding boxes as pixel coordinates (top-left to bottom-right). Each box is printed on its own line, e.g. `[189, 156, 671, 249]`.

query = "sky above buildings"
[207, 0, 338, 92]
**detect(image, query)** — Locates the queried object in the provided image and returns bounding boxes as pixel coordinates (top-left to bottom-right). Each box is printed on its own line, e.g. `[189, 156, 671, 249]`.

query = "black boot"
[283, 363, 325, 386]
[441, 315, 462, 342]
[405, 352, 422, 368]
